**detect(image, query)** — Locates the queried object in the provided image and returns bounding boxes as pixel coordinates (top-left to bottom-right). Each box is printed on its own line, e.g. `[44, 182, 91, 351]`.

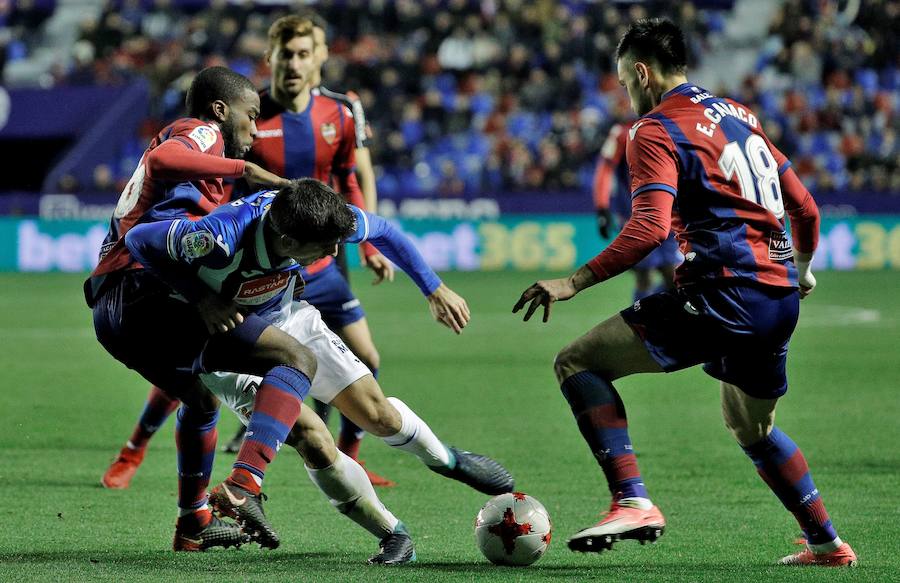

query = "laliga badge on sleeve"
[188, 125, 218, 152]
[181, 231, 215, 260]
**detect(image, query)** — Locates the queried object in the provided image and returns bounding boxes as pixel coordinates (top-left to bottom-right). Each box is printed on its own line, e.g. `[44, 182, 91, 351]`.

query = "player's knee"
[280, 341, 318, 379]
[553, 343, 585, 383]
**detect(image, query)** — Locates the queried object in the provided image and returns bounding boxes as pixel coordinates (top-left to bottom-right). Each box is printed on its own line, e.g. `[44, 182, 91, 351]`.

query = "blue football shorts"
[92, 270, 268, 398]
[620, 282, 800, 399]
[300, 261, 366, 330]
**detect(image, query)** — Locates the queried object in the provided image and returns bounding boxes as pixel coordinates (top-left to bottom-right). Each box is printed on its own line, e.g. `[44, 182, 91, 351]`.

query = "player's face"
[617, 57, 653, 116]
[284, 239, 339, 266]
[269, 35, 317, 96]
[220, 89, 260, 159]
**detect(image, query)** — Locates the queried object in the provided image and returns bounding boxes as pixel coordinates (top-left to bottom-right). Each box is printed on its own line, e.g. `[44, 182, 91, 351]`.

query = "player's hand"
[596, 208, 615, 239]
[798, 267, 816, 299]
[243, 162, 291, 188]
[427, 283, 470, 334]
[513, 277, 578, 323]
[197, 294, 244, 334]
[362, 252, 395, 285]
[796, 256, 816, 300]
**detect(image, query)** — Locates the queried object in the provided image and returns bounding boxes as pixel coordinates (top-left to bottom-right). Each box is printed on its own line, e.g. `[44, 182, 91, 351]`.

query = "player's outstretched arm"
[344, 206, 471, 332]
[146, 139, 246, 181]
[243, 161, 291, 189]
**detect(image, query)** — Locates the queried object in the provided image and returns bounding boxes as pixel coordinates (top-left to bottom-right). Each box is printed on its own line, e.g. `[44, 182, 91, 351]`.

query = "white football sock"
[809, 536, 843, 554]
[381, 397, 451, 467]
[618, 497, 653, 510]
[178, 503, 209, 516]
[306, 450, 399, 539]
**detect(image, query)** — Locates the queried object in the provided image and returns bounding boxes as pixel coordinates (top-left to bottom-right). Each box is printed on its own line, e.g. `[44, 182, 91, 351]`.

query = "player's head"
[266, 15, 317, 97]
[268, 178, 357, 265]
[185, 66, 259, 158]
[615, 18, 687, 116]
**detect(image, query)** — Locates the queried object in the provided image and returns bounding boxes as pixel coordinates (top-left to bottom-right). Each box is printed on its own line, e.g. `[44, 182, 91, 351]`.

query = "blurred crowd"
[4, 0, 897, 196]
[739, 0, 899, 193]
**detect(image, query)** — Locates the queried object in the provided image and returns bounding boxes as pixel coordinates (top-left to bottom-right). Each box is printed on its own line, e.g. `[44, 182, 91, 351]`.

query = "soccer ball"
[474, 492, 552, 566]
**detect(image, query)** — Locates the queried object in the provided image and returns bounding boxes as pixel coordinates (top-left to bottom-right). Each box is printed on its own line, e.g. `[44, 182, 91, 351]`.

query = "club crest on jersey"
[187, 125, 218, 152]
[181, 231, 215, 260]
[320, 123, 337, 144]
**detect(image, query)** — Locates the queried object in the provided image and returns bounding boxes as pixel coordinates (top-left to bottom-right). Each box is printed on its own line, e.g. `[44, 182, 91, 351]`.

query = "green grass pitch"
[0, 270, 896, 582]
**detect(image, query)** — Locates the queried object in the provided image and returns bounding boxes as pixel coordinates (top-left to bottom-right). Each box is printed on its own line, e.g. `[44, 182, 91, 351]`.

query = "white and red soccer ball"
[475, 492, 552, 566]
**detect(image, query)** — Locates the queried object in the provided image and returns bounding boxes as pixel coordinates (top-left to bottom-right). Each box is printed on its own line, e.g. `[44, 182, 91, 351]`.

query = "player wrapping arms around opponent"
[593, 116, 680, 302]
[103, 14, 395, 489]
[514, 19, 856, 567]
[86, 66, 297, 549]
[123, 179, 513, 555]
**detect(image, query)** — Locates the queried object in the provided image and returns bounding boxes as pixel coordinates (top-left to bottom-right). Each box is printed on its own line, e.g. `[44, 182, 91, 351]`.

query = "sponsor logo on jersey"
[181, 231, 215, 259]
[768, 231, 794, 261]
[256, 129, 283, 138]
[234, 272, 291, 305]
[187, 125, 218, 152]
[320, 123, 337, 144]
[628, 121, 645, 141]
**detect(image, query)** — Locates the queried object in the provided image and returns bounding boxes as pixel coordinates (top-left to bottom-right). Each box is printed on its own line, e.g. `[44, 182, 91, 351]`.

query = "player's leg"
[335, 317, 396, 487]
[721, 383, 857, 567]
[330, 375, 514, 495]
[555, 312, 668, 552]
[203, 356, 414, 563]
[203, 317, 317, 549]
[102, 384, 179, 489]
[302, 262, 395, 485]
[632, 268, 653, 302]
[285, 407, 414, 564]
[91, 274, 245, 551]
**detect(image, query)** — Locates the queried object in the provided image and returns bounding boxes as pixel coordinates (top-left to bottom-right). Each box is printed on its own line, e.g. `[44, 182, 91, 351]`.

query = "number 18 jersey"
[627, 83, 809, 288]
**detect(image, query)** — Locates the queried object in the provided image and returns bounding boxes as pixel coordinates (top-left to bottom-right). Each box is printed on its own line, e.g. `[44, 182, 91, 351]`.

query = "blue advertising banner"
[2, 215, 900, 273]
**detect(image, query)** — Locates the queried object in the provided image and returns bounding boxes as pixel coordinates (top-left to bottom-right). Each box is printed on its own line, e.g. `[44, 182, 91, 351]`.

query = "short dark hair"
[269, 178, 356, 244]
[616, 18, 687, 74]
[185, 66, 256, 118]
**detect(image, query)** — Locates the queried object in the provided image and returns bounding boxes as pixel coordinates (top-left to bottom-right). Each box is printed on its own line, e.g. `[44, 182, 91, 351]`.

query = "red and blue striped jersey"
[248, 90, 369, 276]
[627, 83, 813, 288]
[85, 118, 243, 304]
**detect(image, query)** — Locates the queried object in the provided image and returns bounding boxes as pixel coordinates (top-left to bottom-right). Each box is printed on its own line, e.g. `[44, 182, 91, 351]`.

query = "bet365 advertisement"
[1, 215, 899, 273]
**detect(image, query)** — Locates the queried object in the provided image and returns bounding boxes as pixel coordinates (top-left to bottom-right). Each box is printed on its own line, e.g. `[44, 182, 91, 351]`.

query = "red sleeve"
[626, 119, 679, 198]
[334, 107, 377, 257]
[592, 159, 615, 209]
[780, 167, 820, 254]
[586, 190, 674, 281]
[145, 139, 245, 181]
[592, 124, 627, 209]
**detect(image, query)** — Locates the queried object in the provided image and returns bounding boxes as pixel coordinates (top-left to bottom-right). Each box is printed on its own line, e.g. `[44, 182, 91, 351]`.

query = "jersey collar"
[661, 82, 694, 102]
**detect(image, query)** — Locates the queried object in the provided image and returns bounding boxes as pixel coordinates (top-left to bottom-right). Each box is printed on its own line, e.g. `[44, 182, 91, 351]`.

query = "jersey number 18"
[718, 134, 785, 219]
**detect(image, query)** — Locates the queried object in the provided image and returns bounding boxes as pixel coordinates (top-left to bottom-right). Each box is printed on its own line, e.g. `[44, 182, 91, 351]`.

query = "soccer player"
[125, 178, 514, 549]
[86, 65, 293, 549]
[513, 19, 856, 567]
[223, 15, 397, 488]
[593, 118, 680, 301]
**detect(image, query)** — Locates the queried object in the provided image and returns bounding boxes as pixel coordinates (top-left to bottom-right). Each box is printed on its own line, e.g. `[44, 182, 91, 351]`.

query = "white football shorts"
[201, 301, 371, 425]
